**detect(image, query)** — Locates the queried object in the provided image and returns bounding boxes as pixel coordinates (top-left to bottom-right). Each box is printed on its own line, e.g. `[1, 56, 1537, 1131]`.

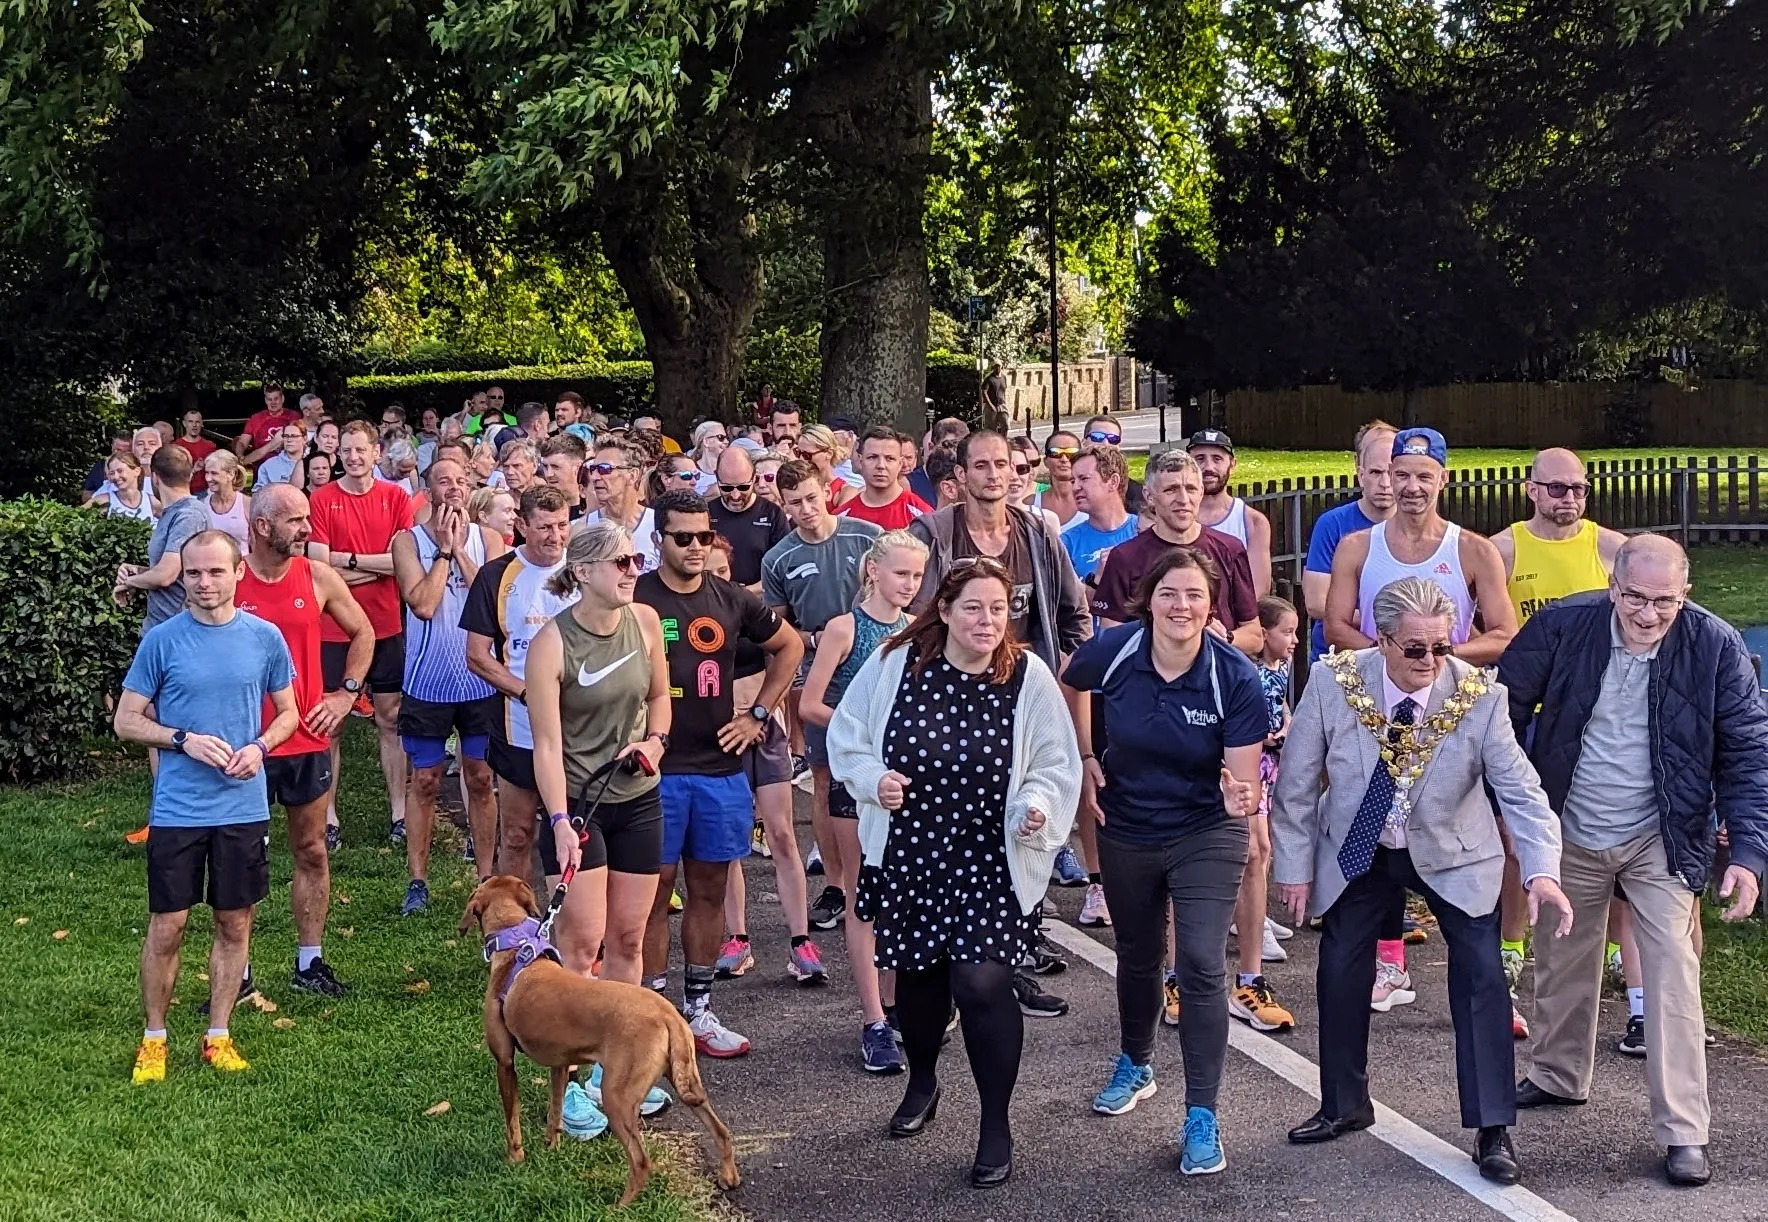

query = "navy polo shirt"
[1064, 622, 1268, 845]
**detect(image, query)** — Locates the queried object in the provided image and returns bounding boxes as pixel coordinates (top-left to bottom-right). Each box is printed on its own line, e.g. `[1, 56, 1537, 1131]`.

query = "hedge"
[0, 499, 152, 782]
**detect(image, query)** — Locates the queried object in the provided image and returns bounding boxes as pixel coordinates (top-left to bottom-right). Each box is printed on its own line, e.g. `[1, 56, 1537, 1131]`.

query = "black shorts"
[488, 738, 537, 792]
[742, 718, 793, 790]
[537, 788, 664, 877]
[321, 634, 404, 693]
[828, 776, 858, 820]
[146, 822, 271, 914]
[398, 693, 499, 740]
[264, 751, 332, 808]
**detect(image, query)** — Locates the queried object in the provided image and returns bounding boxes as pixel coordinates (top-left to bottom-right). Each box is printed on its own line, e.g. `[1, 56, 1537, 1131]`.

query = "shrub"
[0, 386, 133, 502]
[0, 499, 152, 782]
[926, 350, 981, 426]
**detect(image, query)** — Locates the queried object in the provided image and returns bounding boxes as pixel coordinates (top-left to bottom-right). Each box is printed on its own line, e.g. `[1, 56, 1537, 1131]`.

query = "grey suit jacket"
[1271, 649, 1561, 919]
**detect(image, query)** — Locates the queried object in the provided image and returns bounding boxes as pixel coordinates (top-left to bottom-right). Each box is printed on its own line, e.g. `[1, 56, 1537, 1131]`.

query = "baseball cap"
[564, 423, 597, 444]
[1391, 427, 1448, 466]
[1185, 428, 1234, 454]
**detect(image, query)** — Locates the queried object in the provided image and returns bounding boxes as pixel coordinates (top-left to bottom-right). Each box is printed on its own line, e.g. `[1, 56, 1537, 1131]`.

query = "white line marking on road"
[1043, 922, 1580, 1222]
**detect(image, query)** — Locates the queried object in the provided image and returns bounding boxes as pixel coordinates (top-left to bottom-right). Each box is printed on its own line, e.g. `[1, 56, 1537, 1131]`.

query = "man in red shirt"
[235, 385, 302, 469]
[307, 420, 415, 843]
[237, 483, 375, 995]
[836, 426, 930, 530]
[174, 409, 218, 494]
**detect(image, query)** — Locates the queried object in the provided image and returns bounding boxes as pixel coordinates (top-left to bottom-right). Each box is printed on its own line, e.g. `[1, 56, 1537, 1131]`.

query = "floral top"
[1259, 660, 1290, 737]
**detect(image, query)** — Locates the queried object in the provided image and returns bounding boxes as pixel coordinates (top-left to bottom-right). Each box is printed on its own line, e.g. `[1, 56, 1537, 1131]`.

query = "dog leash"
[535, 750, 657, 941]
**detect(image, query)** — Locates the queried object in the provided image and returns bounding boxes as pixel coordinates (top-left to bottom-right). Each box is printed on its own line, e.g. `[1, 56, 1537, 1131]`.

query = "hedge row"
[0, 500, 152, 782]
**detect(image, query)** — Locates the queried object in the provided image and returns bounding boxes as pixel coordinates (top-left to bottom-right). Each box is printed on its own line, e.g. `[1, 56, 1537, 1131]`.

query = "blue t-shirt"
[1063, 623, 1268, 845]
[122, 610, 295, 828]
[1061, 515, 1142, 584]
[1304, 500, 1379, 661]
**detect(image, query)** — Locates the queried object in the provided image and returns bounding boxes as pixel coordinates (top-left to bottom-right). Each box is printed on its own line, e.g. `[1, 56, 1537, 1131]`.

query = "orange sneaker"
[202, 1034, 250, 1072]
[124, 826, 150, 845]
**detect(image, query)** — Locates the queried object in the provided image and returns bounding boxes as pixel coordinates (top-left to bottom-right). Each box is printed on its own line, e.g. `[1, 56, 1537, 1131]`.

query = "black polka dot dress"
[860, 653, 1036, 970]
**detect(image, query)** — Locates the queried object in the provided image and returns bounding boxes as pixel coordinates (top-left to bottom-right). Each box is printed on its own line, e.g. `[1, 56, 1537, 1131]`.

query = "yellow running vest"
[1505, 520, 1609, 625]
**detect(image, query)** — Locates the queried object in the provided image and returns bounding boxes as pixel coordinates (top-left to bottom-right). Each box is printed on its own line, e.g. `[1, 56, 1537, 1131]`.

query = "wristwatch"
[646, 731, 671, 751]
[748, 704, 770, 724]
[346, 553, 359, 570]
[170, 729, 189, 753]
[341, 677, 364, 694]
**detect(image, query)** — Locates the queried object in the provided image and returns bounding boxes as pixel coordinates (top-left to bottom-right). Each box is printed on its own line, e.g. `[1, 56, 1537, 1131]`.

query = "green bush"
[0, 499, 152, 782]
[926, 351, 981, 425]
[0, 387, 132, 502]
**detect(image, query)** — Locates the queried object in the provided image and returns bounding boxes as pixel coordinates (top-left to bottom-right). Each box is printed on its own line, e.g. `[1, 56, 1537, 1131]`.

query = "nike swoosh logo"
[578, 651, 636, 687]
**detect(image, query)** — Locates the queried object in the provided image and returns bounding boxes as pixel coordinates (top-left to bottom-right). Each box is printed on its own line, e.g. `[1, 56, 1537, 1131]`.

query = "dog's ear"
[520, 881, 542, 918]
[459, 886, 487, 935]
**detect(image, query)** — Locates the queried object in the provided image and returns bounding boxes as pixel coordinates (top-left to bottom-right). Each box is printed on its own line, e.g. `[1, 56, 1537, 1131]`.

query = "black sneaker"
[290, 957, 352, 997]
[324, 824, 341, 852]
[388, 820, 407, 845]
[808, 885, 845, 931]
[1021, 934, 1068, 976]
[1013, 971, 1069, 1018]
[463, 835, 476, 863]
[1618, 1014, 1646, 1056]
[791, 754, 809, 779]
[196, 964, 255, 1016]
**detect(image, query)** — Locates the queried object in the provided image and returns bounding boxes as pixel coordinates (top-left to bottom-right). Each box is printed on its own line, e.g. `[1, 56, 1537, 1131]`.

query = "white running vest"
[495, 551, 581, 748]
[1357, 521, 1476, 643]
[1208, 497, 1250, 545]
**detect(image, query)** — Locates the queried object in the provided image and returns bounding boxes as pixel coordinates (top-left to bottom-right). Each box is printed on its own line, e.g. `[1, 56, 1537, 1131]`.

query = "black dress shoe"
[970, 1156, 1012, 1189]
[888, 1087, 940, 1138]
[1515, 1078, 1585, 1109]
[1288, 1109, 1376, 1143]
[1665, 1144, 1711, 1186]
[1476, 1126, 1521, 1186]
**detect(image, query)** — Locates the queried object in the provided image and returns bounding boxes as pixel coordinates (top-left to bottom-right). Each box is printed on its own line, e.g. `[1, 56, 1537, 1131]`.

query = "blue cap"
[564, 423, 597, 444]
[1391, 427, 1447, 466]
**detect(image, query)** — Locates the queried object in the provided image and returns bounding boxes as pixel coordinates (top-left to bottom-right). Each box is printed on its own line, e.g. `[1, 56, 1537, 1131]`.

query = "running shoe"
[1013, 972, 1068, 1017]
[290, 957, 351, 997]
[388, 819, 407, 845]
[201, 1034, 250, 1072]
[587, 1063, 671, 1116]
[1605, 944, 1626, 991]
[714, 937, 754, 979]
[668, 889, 683, 914]
[689, 1007, 751, 1058]
[1021, 934, 1067, 976]
[351, 691, 374, 718]
[1261, 923, 1288, 963]
[787, 940, 828, 985]
[401, 879, 429, 916]
[808, 885, 845, 931]
[791, 754, 809, 779]
[751, 823, 771, 858]
[805, 843, 825, 875]
[1162, 974, 1182, 1027]
[1370, 962, 1416, 1012]
[1230, 977, 1294, 1032]
[1092, 1053, 1157, 1115]
[462, 834, 476, 864]
[1050, 845, 1087, 887]
[1077, 883, 1112, 927]
[862, 1021, 905, 1074]
[124, 825, 150, 845]
[1180, 1106, 1226, 1175]
[1512, 1002, 1530, 1040]
[196, 964, 255, 1017]
[324, 824, 341, 852]
[132, 1036, 167, 1085]
[1501, 946, 1525, 992]
[1402, 914, 1429, 945]
[562, 1080, 610, 1139]
[1266, 916, 1294, 941]
[1618, 1014, 1646, 1057]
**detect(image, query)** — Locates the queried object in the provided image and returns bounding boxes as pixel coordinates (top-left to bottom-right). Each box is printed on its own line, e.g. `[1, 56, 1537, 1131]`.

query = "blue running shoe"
[862, 1021, 905, 1074]
[1092, 1053, 1157, 1115]
[1181, 1106, 1226, 1175]
[1051, 845, 1087, 887]
[587, 1062, 671, 1117]
[562, 1080, 609, 1139]
[400, 879, 428, 916]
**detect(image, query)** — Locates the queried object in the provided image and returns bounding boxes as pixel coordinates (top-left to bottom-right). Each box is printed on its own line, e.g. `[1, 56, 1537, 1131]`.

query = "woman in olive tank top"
[525, 519, 672, 983]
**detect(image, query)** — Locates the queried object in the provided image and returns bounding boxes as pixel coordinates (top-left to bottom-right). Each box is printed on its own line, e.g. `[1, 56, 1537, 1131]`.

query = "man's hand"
[183, 733, 235, 769]
[1276, 882, 1310, 927]
[1718, 864, 1761, 922]
[876, 770, 912, 810]
[717, 715, 767, 755]
[1205, 618, 1229, 642]
[1527, 876, 1576, 938]
[552, 820, 583, 875]
[116, 562, 144, 585]
[112, 582, 135, 609]
[1016, 807, 1047, 840]
[306, 690, 355, 738]
[1220, 766, 1257, 819]
[1081, 757, 1106, 826]
[223, 742, 266, 780]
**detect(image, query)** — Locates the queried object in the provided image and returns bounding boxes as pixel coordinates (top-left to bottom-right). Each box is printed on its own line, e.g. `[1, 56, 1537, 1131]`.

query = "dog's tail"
[666, 1009, 710, 1107]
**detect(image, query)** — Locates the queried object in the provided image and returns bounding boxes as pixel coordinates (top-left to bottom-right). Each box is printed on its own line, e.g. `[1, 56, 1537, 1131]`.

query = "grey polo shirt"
[1561, 615, 1660, 850]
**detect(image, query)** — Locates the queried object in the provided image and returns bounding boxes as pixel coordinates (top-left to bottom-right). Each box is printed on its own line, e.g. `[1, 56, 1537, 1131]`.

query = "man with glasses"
[708, 447, 790, 589]
[586, 440, 660, 573]
[838, 426, 931, 530]
[463, 386, 516, 438]
[1499, 535, 1768, 1188]
[1188, 429, 1273, 598]
[1082, 414, 1145, 515]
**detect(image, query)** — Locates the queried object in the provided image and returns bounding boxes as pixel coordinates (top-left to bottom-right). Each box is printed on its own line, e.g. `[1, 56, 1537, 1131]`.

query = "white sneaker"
[689, 1006, 752, 1058]
[1260, 925, 1287, 963]
[1370, 962, 1416, 1012]
[1078, 883, 1112, 927]
[1265, 915, 1294, 941]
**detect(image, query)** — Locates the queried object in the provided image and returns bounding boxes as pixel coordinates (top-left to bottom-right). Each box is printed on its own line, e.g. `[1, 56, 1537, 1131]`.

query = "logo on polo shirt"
[1182, 706, 1219, 727]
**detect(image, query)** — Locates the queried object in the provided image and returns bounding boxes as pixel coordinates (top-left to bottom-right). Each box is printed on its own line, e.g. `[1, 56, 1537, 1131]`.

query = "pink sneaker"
[1370, 962, 1416, 1012]
[788, 940, 828, 985]
[714, 936, 754, 979]
[1078, 883, 1112, 927]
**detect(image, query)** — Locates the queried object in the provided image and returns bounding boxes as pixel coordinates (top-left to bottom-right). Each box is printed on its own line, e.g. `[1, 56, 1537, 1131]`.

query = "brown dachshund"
[460, 875, 741, 1206]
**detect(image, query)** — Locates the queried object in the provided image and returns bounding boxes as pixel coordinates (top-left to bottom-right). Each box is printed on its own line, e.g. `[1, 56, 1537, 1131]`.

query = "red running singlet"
[236, 556, 330, 756]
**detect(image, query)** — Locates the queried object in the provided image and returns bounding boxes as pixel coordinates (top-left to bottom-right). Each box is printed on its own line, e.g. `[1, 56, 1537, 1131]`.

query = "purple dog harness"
[483, 917, 562, 1010]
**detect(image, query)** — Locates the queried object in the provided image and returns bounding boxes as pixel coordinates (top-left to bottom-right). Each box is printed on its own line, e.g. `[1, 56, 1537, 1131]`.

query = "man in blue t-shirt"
[116, 531, 300, 1086]
[1062, 446, 1142, 587]
[1302, 421, 1396, 661]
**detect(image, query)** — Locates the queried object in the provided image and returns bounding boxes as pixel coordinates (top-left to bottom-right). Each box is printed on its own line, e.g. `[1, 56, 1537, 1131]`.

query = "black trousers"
[1317, 846, 1516, 1129]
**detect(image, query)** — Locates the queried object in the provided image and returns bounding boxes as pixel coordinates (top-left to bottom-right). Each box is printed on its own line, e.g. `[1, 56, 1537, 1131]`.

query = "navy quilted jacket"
[1498, 591, 1768, 892]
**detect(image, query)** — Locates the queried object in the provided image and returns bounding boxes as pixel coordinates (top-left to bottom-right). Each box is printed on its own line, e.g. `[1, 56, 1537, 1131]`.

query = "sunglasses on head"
[1045, 445, 1080, 459]
[1382, 635, 1454, 660]
[1085, 430, 1121, 445]
[589, 461, 633, 476]
[666, 530, 717, 548]
[718, 481, 753, 493]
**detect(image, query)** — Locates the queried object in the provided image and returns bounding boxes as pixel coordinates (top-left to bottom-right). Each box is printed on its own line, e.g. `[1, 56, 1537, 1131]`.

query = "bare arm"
[799, 614, 855, 728]
[1301, 571, 1331, 622]
[1596, 525, 1626, 573]
[1324, 532, 1375, 650]
[527, 624, 570, 818]
[752, 619, 806, 720]
[1246, 507, 1274, 599]
[1489, 525, 1516, 579]
[392, 529, 450, 622]
[121, 548, 185, 592]
[1230, 621, 1264, 656]
[1455, 533, 1519, 666]
[468, 633, 523, 699]
[114, 690, 179, 751]
[313, 539, 398, 580]
[626, 605, 674, 770]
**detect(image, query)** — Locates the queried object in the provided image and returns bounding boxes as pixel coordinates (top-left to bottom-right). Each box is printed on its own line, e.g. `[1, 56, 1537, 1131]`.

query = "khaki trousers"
[1530, 832, 1709, 1146]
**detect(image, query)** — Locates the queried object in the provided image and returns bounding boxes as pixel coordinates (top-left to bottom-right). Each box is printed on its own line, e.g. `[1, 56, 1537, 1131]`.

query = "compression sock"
[684, 964, 715, 1014]
[1628, 987, 1646, 1019]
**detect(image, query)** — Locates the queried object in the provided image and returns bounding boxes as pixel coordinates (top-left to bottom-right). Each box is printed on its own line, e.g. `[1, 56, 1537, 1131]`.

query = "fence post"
[1673, 465, 1689, 551]
[1287, 484, 1304, 592]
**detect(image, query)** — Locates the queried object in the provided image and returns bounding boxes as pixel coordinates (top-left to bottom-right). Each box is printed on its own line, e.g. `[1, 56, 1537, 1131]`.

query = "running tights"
[895, 956, 1021, 1167]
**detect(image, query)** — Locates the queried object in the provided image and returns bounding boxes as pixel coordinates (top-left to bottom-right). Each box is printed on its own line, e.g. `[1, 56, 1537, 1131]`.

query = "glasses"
[589, 461, 635, 476]
[604, 554, 642, 573]
[1085, 430, 1121, 445]
[1012, 463, 1032, 476]
[1045, 445, 1080, 459]
[1531, 479, 1588, 499]
[1618, 589, 1684, 615]
[718, 482, 753, 493]
[1382, 635, 1454, 660]
[759, 471, 777, 483]
[667, 470, 699, 482]
[666, 531, 717, 547]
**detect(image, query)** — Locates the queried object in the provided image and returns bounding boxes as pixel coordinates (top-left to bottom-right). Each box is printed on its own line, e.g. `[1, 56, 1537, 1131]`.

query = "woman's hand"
[1017, 807, 1047, 839]
[876, 770, 911, 811]
[552, 818, 583, 875]
[1220, 766, 1257, 819]
[1081, 757, 1106, 826]
[617, 735, 666, 773]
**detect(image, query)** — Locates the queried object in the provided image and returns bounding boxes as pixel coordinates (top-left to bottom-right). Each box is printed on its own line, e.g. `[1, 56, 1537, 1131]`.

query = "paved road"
[1016, 406, 1183, 452]
[644, 796, 1768, 1222]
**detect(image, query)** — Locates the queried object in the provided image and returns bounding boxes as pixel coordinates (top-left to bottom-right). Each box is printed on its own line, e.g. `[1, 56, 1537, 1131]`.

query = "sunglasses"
[1012, 463, 1032, 476]
[666, 470, 699, 482]
[1045, 445, 1080, 459]
[759, 471, 778, 483]
[795, 447, 826, 459]
[606, 554, 642, 573]
[666, 530, 718, 547]
[718, 482, 753, 493]
[589, 461, 635, 476]
[703, 433, 728, 443]
[1530, 479, 1588, 499]
[1382, 635, 1454, 660]
[1085, 430, 1121, 445]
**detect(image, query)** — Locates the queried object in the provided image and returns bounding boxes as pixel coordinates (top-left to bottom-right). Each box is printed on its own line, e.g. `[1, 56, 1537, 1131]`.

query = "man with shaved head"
[1500, 534, 1768, 1187]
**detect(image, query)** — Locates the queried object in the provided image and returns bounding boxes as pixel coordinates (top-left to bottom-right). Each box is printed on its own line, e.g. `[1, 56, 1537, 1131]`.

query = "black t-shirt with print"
[708, 496, 792, 587]
[952, 510, 1037, 645]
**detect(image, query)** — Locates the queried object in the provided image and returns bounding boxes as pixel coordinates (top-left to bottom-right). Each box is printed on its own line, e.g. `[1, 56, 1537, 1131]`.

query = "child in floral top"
[1256, 597, 1299, 817]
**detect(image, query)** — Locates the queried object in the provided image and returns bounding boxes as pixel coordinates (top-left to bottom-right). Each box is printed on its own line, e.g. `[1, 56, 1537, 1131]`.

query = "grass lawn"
[1125, 446, 1766, 486]
[0, 730, 721, 1222]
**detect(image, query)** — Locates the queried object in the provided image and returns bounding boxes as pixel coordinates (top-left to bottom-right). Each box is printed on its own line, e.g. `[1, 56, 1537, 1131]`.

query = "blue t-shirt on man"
[1061, 515, 1142, 584]
[1303, 499, 1379, 661]
[1063, 622, 1268, 845]
[122, 610, 295, 828]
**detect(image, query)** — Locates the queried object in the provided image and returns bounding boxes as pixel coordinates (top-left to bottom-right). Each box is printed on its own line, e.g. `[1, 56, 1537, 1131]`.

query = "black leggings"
[895, 956, 1021, 1166]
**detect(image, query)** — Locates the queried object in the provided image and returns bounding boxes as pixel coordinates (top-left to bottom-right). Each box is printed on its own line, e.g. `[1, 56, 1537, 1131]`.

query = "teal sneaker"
[561, 1080, 608, 1140]
[1092, 1053, 1157, 1115]
[1180, 1106, 1226, 1175]
[587, 1062, 671, 1117]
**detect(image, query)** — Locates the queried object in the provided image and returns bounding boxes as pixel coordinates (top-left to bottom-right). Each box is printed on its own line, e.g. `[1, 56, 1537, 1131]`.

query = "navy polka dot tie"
[1337, 698, 1416, 881]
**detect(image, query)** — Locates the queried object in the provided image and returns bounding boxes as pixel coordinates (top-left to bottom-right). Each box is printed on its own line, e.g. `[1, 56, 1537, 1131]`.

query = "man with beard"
[708, 445, 790, 589]
[237, 484, 375, 995]
[1188, 429, 1273, 598]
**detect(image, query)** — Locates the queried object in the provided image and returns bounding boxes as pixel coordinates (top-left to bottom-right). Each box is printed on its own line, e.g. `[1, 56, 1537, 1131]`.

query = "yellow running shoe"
[202, 1034, 250, 1072]
[132, 1036, 167, 1085]
[1162, 976, 1182, 1027]
[668, 889, 683, 914]
[1230, 977, 1296, 1032]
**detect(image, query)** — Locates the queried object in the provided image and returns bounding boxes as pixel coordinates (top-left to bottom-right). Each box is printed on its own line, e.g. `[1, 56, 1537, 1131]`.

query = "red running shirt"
[235, 557, 330, 756]
[308, 480, 413, 641]
[837, 489, 931, 531]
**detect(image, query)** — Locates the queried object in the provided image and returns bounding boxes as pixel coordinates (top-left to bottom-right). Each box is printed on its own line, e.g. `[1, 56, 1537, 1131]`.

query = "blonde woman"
[92, 452, 156, 523]
[794, 424, 857, 509]
[204, 451, 251, 549]
[468, 485, 518, 547]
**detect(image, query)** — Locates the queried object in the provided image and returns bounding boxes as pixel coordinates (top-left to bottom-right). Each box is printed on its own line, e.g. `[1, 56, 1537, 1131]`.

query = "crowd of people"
[104, 387, 1766, 1194]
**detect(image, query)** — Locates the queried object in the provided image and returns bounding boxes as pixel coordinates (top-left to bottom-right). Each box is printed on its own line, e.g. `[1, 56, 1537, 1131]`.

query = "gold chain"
[1325, 650, 1489, 797]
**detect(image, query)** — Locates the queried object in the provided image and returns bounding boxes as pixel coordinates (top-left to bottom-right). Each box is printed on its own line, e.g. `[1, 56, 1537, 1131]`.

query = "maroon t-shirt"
[1089, 524, 1258, 629]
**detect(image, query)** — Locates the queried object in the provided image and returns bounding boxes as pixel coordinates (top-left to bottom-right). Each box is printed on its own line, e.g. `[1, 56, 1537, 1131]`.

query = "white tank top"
[1357, 521, 1475, 643]
[207, 493, 250, 549]
[494, 550, 580, 748]
[105, 490, 156, 523]
[403, 524, 497, 704]
[1207, 497, 1250, 545]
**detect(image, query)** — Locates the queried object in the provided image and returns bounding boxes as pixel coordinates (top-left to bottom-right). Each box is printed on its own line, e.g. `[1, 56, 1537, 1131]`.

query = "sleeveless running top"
[555, 605, 658, 804]
[1357, 521, 1475, 644]
[403, 525, 496, 704]
[1207, 497, 1250, 545]
[235, 557, 330, 757]
[105, 489, 156, 523]
[1505, 520, 1609, 626]
[207, 492, 250, 550]
[493, 549, 579, 749]
[827, 606, 910, 707]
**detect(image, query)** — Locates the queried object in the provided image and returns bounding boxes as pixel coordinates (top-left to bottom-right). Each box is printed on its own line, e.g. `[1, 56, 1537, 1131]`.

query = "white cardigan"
[826, 644, 1082, 915]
